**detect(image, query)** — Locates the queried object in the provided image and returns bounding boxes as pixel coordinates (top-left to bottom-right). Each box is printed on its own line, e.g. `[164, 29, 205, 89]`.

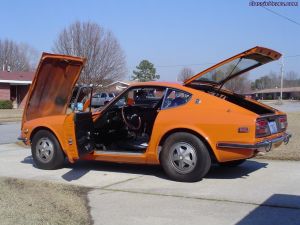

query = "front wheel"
[160, 132, 211, 182]
[31, 130, 65, 170]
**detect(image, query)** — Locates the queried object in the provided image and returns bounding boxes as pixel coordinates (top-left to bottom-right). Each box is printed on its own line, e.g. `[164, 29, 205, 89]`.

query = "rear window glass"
[162, 89, 191, 109]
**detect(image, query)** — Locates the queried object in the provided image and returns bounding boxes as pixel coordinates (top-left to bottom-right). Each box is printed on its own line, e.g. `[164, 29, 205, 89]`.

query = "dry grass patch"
[0, 177, 92, 225]
[256, 112, 300, 161]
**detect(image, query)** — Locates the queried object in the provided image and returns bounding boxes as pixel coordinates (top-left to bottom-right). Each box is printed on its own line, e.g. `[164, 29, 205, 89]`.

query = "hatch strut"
[217, 58, 242, 92]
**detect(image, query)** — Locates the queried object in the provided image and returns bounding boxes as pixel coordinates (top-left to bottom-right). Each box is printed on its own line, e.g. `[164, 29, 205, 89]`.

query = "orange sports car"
[20, 46, 291, 182]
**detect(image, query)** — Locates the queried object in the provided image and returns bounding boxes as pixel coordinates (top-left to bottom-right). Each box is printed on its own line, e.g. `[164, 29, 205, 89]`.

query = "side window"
[162, 89, 191, 109]
[101, 93, 107, 98]
[133, 87, 165, 106]
[111, 87, 166, 108]
[108, 93, 114, 98]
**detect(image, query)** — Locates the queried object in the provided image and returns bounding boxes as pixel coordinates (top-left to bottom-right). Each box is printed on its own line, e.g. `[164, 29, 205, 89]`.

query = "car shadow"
[236, 194, 300, 225]
[62, 160, 167, 181]
[206, 160, 268, 179]
[21, 156, 268, 182]
[21, 155, 34, 164]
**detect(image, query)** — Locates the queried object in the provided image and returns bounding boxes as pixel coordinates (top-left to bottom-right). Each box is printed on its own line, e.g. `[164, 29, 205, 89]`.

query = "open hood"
[184, 46, 281, 86]
[23, 53, 85, 123]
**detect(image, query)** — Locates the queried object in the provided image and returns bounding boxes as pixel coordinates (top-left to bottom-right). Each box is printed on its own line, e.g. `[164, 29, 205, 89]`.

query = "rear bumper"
[217, 132, 292, 152]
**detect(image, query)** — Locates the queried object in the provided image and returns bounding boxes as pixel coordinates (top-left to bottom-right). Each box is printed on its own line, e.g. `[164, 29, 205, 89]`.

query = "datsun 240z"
[20, 46, 291, 182]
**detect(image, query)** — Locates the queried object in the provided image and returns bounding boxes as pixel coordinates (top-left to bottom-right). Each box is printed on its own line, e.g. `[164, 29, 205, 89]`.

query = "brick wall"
[18, 93, 28, 109]
[0, 83, 10, 100]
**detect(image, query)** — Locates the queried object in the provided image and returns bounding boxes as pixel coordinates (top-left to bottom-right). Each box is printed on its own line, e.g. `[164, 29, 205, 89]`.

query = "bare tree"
[0, 39, 36, 72]
[53, 21, 126, 86]
[177, 67, 194, 82]
[285, 71, 299, 80]
[222, 64, 251, 94]
[224, 75, 251, 94]
[284, 71, 300, 88]
[19, 43, 39, 71]
[252, 70, 300, 90]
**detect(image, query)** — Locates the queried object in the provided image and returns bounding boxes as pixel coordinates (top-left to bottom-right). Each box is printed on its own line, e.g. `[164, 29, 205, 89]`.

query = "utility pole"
[280, 54, 284, 102]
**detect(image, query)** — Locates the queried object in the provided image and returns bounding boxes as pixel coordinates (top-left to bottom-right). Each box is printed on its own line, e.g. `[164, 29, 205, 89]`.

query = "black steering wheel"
[121, 104, 142, 130]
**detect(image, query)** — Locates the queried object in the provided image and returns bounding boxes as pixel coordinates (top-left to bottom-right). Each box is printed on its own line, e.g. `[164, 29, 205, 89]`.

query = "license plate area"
[268, 121, 278, 134]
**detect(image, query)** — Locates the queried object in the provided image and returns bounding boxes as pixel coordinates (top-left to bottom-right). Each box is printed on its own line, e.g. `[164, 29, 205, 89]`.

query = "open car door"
[63, 85, 95, 162]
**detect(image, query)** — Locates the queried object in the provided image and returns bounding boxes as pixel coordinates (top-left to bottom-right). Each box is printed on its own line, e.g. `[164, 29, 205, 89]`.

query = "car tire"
[31, 130, 65, 170]
[160, 132, 211, 182]
[219, 159, 246, 167]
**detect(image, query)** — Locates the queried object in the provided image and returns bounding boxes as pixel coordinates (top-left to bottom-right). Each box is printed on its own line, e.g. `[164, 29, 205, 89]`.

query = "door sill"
[94, 150, 145, 156]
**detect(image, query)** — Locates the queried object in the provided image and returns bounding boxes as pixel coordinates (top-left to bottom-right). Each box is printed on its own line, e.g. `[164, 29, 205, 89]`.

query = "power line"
[285, 54, 300, 58]
[129, 62, 215, 69]
[261, 6, 300, 27]
[128, 54, 300, 70]
[155, 62, 215, 68]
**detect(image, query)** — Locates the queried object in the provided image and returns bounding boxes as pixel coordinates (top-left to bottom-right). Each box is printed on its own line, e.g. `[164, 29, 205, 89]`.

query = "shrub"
[0, 100, 13, 109]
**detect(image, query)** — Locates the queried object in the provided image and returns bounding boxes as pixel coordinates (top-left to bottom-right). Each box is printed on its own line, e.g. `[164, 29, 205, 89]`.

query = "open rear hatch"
[184, 46, 281, 87]
[184, 46, 282, 116]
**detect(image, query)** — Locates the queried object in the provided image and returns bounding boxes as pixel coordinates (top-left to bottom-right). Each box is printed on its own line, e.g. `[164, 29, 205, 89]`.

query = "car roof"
[129, 81, 184, 89]
[128, 81, 198, 94]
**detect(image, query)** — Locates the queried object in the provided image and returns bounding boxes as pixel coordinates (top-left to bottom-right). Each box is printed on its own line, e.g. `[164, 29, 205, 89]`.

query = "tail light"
[278, 115, 288, 130]
[256, 118, 270, 137]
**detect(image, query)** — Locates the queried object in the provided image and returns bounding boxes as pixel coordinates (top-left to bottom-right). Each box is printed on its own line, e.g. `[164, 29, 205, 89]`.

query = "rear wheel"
[31, 130, 65, 170]
[160, 132, 211, 182]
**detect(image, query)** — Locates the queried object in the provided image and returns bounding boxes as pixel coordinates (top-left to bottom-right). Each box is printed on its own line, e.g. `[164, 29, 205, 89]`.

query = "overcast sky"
[0, 0, 299, 81]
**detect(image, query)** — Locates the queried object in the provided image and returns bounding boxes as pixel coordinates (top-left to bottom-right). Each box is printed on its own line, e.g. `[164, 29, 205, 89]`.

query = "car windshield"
[194, 56, 261, 84]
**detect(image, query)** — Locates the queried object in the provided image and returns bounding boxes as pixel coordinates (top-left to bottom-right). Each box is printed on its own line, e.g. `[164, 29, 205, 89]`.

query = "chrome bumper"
[217, 133, 292, 152]
[17, 136, 28, 143]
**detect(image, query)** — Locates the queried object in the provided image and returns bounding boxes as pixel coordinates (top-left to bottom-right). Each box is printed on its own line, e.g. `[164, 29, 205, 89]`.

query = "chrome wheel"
[36, 137, 54, 163]
[169, 142, 197, 174]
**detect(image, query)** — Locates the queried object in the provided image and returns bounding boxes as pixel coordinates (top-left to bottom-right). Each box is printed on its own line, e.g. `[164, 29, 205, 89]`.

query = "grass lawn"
[0, 177, 92, 225]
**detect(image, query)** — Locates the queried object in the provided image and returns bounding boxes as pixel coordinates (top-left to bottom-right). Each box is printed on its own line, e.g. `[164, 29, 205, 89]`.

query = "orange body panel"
[21, 48, 289, 166]
[21, 81, 286, 165]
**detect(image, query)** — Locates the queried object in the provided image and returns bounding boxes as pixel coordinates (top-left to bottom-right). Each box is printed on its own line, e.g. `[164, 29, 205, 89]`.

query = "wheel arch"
[30, 126, 66, 156]
[158, 128, 217, 162]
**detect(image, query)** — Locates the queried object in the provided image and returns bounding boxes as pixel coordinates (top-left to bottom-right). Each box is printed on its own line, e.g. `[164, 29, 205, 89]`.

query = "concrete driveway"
[0, 122, 20, 144]
[1, 143, 300, 225]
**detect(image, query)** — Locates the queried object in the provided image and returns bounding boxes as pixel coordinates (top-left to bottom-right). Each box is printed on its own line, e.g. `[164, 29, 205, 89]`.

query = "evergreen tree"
[132, 60, 160, 82]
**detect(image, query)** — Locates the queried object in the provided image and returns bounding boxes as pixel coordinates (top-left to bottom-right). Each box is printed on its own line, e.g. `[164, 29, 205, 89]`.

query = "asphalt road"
[0, 143, 299, 225]
[0, 122, 20, 144]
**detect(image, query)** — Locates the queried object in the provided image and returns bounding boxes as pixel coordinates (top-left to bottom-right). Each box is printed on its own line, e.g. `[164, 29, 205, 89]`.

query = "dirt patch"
[256, 112, 300, 161]
[0, 177, 92, 225]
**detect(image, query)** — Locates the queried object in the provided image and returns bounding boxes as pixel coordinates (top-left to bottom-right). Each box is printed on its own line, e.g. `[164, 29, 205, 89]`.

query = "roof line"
[104, 81, 129, 87]
[0, 80, 32, 84]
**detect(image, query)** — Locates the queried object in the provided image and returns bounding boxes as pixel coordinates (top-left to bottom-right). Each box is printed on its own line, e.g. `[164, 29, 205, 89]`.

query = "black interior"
[221, 92, 274, 115]
[71, 85, 167, 155]
[187, 84, 274, 115]
[74, 112, 95, 155]
[92, 103, 160, 152]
